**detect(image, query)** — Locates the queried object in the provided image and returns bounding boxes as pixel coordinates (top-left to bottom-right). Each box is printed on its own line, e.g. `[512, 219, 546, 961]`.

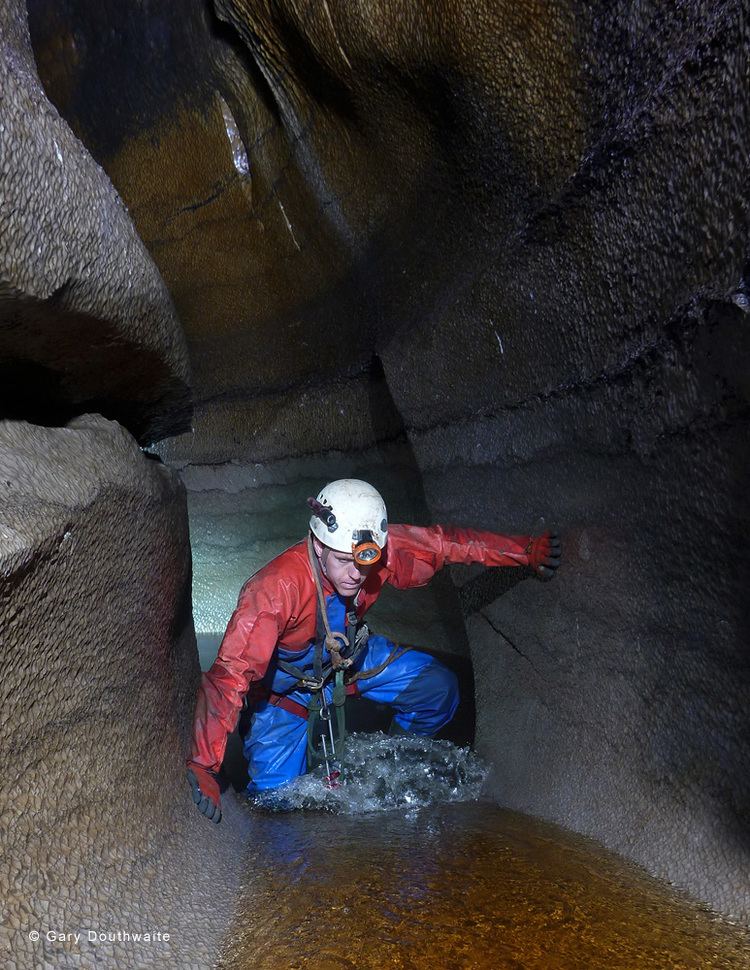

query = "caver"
[187, 479, 561, 821]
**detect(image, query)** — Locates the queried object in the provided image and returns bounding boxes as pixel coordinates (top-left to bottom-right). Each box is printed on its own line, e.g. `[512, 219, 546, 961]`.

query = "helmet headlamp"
[352, 530, 382, 566]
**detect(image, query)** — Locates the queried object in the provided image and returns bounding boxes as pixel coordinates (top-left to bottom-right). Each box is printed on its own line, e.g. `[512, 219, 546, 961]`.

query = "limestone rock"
[0, 0, 191, 444]
[0, 416, 248, 969]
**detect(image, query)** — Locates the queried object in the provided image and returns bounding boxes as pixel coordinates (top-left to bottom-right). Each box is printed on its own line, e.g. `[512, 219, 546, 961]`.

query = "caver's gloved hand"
[526, 532, 562, 580]
[187, 762, 222, 823]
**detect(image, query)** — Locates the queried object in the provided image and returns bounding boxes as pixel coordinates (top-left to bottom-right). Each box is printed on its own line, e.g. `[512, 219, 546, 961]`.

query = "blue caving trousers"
[243, 635, 459, 793]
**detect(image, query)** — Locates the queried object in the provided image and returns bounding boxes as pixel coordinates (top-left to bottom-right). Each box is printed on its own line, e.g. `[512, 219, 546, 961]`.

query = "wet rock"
[0, 0, 191, 444]
[0, 416, 249, 969]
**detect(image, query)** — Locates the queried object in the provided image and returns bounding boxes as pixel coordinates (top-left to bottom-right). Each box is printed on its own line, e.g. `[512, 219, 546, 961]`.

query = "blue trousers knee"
[243, 635, 459, 793]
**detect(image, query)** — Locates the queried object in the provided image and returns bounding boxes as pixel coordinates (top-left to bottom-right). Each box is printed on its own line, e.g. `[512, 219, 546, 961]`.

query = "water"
[249, 732, 488, 813]
[218, 736, 750, 969]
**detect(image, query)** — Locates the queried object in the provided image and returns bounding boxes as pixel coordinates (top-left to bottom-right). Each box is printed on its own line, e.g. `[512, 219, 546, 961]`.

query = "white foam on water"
[248, 731, 489, 814]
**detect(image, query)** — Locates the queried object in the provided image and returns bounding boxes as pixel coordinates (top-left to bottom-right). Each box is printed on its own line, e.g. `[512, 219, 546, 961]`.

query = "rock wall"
[387, 2, 750, 920]
[1, 3, 250, 967]
[1, 0, 191, 443]
[207, 0, 750, 920]
[0, 417, 249, 969]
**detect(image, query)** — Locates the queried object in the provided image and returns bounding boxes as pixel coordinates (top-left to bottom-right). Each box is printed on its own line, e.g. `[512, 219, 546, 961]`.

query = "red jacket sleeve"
[189, 576, 292, 773]
[385, 523, 531, 590]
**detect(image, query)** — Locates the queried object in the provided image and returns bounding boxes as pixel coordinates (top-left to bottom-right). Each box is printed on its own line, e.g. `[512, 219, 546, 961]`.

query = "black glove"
[527, 531, 562, 580]
[187, 764, 222, 823]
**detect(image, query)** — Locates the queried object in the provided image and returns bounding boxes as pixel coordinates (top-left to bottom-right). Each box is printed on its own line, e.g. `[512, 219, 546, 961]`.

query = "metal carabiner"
[319, 688, 339, 775]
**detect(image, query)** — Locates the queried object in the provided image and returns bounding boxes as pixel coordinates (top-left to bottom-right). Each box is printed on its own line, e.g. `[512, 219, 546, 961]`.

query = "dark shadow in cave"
[367, 354, 473, 635]
[457, 563, 530, 616]
[0, 283, 191, 443]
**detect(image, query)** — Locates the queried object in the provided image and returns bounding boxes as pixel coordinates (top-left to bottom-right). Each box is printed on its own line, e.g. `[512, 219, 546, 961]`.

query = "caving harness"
[266, 535, 409, 785]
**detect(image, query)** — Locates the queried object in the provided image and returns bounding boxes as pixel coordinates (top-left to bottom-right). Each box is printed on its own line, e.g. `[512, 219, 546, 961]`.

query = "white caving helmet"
[307, 479, 388, 566]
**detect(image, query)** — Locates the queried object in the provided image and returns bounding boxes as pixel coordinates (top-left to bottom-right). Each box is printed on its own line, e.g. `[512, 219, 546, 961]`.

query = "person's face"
[313, 537, 373, 597]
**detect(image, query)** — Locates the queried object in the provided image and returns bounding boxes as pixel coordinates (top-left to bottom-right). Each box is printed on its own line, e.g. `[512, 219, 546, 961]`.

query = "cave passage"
[2, 0, 749, 967]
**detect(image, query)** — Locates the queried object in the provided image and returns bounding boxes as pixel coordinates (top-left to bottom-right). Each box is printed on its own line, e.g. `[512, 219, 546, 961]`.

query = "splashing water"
[248, 731, 489, 813]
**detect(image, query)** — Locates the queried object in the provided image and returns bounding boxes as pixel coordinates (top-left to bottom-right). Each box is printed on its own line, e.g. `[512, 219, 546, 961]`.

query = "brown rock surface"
[0, 416, 248, 969]
[0, 0, 191, 444]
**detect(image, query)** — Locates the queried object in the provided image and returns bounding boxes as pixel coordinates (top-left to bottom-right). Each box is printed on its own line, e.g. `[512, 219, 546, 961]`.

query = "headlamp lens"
[353, 541, 381, 566]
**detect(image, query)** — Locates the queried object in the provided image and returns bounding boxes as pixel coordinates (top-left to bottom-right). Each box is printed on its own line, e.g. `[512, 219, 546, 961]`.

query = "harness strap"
[268, 693, 310, 720]
[276, 625, 372, 690]
[346, 643, 411, 683]
[273, 641, 411, 706]
[333, 670, 347, 759]
[307, 535, 352, 671]
[306, 693, 320, 763]
[276, 658, 325, 691]
[268, 682, 359, 721]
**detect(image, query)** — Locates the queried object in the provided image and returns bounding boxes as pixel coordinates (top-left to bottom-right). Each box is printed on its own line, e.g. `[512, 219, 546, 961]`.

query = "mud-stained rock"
[0, 416, 248, 969]
[0, 0, 191, 444]
[26, 0, 582, 455]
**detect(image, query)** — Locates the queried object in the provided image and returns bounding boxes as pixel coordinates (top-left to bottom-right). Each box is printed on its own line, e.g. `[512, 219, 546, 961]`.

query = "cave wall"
[0, 4, 250, 967]
[19, 0, 750, 923]
[23, 0, 475, 664]
[0, 417, 250, 968]
[0, 0, 192, 443]
[385, 3, 750, 920]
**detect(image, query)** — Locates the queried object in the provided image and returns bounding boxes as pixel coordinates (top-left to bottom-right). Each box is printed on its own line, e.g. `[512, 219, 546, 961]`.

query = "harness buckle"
[300, 677, 325, 692]
[353, 623, 369, 651]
